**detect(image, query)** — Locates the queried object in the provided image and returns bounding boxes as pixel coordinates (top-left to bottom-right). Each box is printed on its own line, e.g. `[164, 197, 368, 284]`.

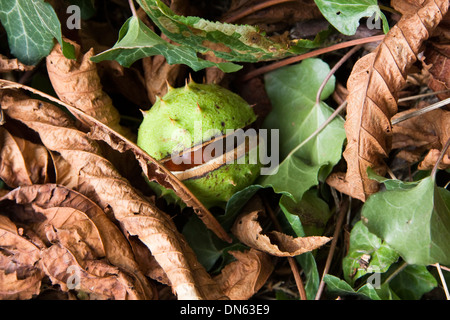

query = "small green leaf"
[91, 16, 241, 72]
[342, 221, 399, 285]
[314, 0, 389, 35]
[0, 0, 75, 65]
[323, 274, 383, 300]
[362, 176, 450, 266]
[259, 58, 346, 201]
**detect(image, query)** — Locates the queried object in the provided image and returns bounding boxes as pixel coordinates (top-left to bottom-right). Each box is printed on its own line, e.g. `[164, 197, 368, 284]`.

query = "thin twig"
[392, 97, 450, 125]
[315, 196, 350, 300]
[439, 265, 450, 273]
[241, 35, 385, 81]
[287, 256, 307, 300]
[397, 89, 450, 103]
[434, 263, 450, 300]
[222, 0, 295, 23]
[263, 198, 307, 300]
[315, 45, 362, 105]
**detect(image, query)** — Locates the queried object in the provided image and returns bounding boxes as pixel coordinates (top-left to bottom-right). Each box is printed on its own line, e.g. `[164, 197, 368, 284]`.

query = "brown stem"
[315, 196, 349, 300]
[242, 35, 385, 81]
[263, 198, 307, 300]
[315, 45, 362, 105]
[222, 0, 296, 23]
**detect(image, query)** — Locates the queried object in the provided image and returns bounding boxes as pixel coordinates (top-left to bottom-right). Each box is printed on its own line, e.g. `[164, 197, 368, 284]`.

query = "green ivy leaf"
[91, 16, 241, 72]
[136, 0, 319, 62]
[389, 265, 437, 300]
[314, 0, 389, 35]
[362, 176, 450, 266]
[259, 58, 346, 201]
[280, 190, 332, 237]
[93, 0, 327, 71]
[0, 0, 75, 65]
[323, 274, 383, 300]
[325, 263, 437, 300]
[342, 221, 399, 285]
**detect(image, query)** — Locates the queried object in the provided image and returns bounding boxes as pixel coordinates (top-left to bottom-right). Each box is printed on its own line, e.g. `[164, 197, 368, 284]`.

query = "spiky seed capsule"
[137, 80, 262, 208]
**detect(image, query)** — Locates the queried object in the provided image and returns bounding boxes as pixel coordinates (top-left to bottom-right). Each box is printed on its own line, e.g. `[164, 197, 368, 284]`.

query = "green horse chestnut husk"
[137, 79, 262, 208]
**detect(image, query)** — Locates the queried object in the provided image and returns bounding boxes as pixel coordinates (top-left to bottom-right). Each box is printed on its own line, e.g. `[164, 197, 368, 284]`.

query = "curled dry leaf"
[1, 184, 155, 299]
[231, 198, 331, 257]
[0, 215, 44, 299]
[0, 126, 50, 188]
[0, 91, 225, 300]
[326, 0, 449, 201]
[214, 248, 274, 300]
[46, 40, 134, 140]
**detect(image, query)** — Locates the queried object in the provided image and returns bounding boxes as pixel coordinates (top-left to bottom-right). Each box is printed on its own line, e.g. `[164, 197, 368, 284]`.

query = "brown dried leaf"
[326, 0, 449, 201]
[40, 244, 142, 300]
[46, 40, 134, 140]
[97, 59, 150, 107]
[0, 269, 43, 300]
[425, 42, 450, 100]
[127, 235, 170, 285]
[137, 7, 186, 104]
[1, 184, 155, 299]
[0, 215, 44, 299]
[0, 54, 33, 73]
[0, 127, 50, 188]
[392, 107, 450, 169]
[391, 0, 425, 15]
[419, 148, 450, 169]
[0, 92, 225, 300]
[231, 199, 330, 257]
[214, 248, 274, 300]
[142, 54, 185, 105]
